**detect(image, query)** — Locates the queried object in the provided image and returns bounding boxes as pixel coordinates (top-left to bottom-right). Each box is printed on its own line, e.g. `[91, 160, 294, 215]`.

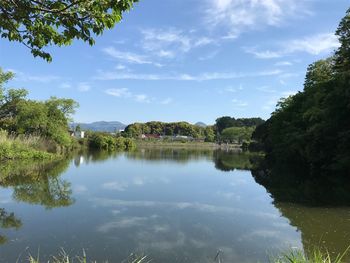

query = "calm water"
[0, 148, 349, 262]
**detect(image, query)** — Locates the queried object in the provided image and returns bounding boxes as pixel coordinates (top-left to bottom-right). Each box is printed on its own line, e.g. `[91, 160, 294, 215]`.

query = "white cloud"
[246, 33, 339, 59]
[286, 33, 339, 55]
[95, 69, 283, 81]
[160, 98, 173, 105]
[78, 82, 91, 92]
[141, 28, 192, 53]
[140, 28, 215, 58]
[206, 0, 310, 38]
[105, 88, 153, 104]
[102, 47, 161, 67]
[105, 88, 132, 98]
[275, 61, 293, 66]
[244, 48, 283, 59]
[8, 69, 60, 83]
[59, 82, 71, 89]
[232, 98, 248, 107]
[135, 94, 152, 103]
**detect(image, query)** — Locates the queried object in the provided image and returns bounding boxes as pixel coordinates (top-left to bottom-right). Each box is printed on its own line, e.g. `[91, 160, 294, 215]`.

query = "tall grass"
[27, 250, 150, 263]
[272, 246, 350, 263]
[0, 130, 55, 160]
[21, 246, 350, 263]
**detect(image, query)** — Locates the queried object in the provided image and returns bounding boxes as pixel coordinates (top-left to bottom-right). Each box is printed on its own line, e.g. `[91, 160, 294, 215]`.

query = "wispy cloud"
[105, 88, 132, 97]
[59, 82, 71, 89]
[135, 94, 152, 103]
[78, 82, 91, 92]
[140, 28, 215, 58]
[160, 98, 173, 105]
[275, 61, 293, 66]
[95, 69, 283, 81]
[102, 47, 162, 67]
[8, 69, 60, 83]
[245, 33, 339, 59]
[206, 0, 310, 38]
[105, 88, 152, 103]
[232, 98, 248, 108]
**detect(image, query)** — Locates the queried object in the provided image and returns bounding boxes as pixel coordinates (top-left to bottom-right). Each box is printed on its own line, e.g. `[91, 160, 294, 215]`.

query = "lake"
[0, 148, 349, 262]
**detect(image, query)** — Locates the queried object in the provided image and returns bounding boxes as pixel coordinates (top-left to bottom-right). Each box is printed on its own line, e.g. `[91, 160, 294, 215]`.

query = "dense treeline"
[215, 116, 264, 134]
[253, 8, 350, 178]
[124, 117, 264, 144]
[215, 116, 264, 144]
[124, 121, 216, 142]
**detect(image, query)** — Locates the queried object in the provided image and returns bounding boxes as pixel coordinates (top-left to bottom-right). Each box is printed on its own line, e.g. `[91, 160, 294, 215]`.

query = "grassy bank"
[0, 130, 56, 160]
[24, 247, 350, 263]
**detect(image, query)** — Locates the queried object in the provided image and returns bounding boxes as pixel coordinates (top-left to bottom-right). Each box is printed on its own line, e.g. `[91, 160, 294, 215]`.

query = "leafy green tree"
[204, 126, 215, 142]
[253, 8, 350, 178]
[334, 8, 350, 72]
[0, 68, 79, 148]
[221, 127, 254, 144]
[215, 116, 236, 134]
[0, 0, 138, 61]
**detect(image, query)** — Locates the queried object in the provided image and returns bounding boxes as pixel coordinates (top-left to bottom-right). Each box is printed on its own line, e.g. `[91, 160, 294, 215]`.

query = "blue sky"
[0, 0, 348, 125]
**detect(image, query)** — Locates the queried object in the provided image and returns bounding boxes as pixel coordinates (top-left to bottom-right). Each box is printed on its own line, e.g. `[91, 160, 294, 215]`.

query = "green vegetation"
[28, 251, 149, 263]
[124, 121, 215, 141]
[0, 129, 54, 160]
[215, 116, 264, 134]
[252, 8, 350, 179]
[124, 118, 263, 146]
[220, 126, 254, 144]
[272, 247, 350, 263]
[87, 132, 135, 151]
[0, 68, 79, 158]
[0, 0, 139, 61]
[19, 247, 350, 263]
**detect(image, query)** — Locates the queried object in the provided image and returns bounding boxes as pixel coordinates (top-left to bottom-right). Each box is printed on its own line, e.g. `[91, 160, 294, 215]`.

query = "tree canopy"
[252, 8, 350, 178]
[0, 0, 138, 61]
[0, 68, 78, 147]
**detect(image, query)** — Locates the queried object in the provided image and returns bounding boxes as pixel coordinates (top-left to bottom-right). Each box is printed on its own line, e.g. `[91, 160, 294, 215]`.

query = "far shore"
[134, 140, 243, 149]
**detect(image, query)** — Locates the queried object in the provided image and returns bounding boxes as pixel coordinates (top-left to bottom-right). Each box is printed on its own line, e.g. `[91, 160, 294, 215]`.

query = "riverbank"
[0, 131, 56, 160]
[25, 246, 350, 263]
[135, 139, 242, 149]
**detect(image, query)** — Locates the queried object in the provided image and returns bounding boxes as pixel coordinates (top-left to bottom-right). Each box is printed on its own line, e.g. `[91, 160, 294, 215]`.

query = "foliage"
[0, 68, 78, 150]
[124, 121, 215, 141]
[220, 126, 254, 144]
[88, 132, 135, 151]
[253, 8, 350, 179]
[215, 116, 264, 134]
[272, 246, 350, 263]
[0, 129, 55, 160]
[0, 0, 138, 61]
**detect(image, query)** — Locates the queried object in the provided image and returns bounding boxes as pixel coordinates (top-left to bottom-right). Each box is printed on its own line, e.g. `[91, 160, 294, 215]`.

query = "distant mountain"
[71, 121, 127, 133]
[195, 122, 207, 127]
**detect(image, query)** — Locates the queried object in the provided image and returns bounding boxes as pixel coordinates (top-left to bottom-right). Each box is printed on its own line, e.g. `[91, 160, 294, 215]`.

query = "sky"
[0, 0, 348, 125]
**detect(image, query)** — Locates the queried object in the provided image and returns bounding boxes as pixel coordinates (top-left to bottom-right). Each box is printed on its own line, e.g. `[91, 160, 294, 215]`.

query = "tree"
[0, 0, 138, 61]
[252, 7, 350, 178]
[221, 127, 254, 144]
[215, 116, 236, 134]
[334, 8, 350, 72]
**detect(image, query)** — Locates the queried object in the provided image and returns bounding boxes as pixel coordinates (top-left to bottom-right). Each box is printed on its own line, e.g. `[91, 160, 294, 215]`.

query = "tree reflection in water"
[0, 208, 22, 245]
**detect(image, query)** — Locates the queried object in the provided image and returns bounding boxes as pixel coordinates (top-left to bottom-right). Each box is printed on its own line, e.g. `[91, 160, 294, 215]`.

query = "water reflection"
[0, 208, 22, 245]
[0, 148, 349, 262]
[0, 159, 74, 209]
